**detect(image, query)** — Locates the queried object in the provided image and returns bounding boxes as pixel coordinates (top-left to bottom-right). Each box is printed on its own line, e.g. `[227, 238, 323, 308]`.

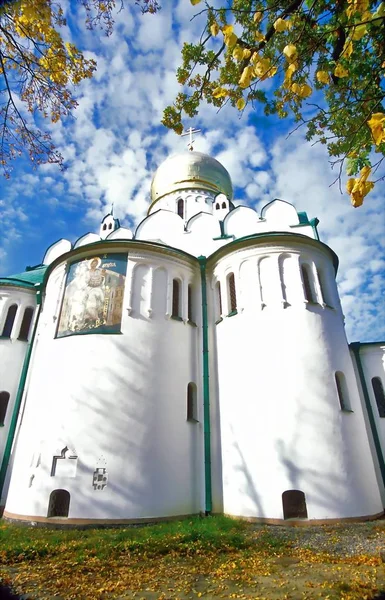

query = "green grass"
[1, 518, 384, 599]
[0, 515, 257, 563]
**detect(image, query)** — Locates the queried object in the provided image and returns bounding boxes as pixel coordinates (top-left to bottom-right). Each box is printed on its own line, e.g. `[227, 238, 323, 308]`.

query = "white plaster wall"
[210, 239, 382, 520]
[356, 344, 385, 503]
[149, 189, 217, 222]
[359, 345, 385, 446]
[5, 248, 204, 521]
[0, 287, 37, 506]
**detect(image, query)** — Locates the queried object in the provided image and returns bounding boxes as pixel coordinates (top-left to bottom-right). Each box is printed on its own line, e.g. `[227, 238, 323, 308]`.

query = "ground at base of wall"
[0, 517, 384, 600]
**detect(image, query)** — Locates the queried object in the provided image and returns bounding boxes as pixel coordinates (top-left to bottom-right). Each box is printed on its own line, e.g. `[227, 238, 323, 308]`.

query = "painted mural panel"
[57, 253, 127, 337]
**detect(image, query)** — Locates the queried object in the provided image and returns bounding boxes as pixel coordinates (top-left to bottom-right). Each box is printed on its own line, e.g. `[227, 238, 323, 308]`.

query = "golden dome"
[150, 151, 233, 206]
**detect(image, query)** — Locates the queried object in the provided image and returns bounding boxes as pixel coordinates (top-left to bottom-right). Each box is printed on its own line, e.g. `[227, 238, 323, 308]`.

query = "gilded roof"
[150, 151, 233, 205]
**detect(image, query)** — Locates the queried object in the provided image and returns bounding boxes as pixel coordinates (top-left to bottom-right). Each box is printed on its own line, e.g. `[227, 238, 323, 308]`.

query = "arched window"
[282, 490, 308, 519]
[172, 279, 181, 318]
[177, 198, 184, 219]
[18, 307, 34, 341]
[216, 281, 222, 321]
[227, 273, 237, 314]
[215, 203, 220, 210]
[372, 377, 385, 418]
[187, 383, 198, 421]
[47, 489, 70, 517]
[108, 222, 113, 230]
[102, 223, 107, 231]
[301, 264, 316, 303]
[188, 284, 193, 322]
[0, 391, 10, 426]
[2, 304, 18, 338]
[221, 202, 226, 209]
[335, 371, 351, 411]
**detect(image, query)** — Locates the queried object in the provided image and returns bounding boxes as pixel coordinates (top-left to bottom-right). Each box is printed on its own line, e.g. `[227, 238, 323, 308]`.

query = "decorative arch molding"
[260, 198, 300, 225]
[223, 205, 261, 238]
[185, 211, 221, 238]
[73, 232, 101, 249]
[135, 209, 184, 242]
[106, 227, 133, 241]
[43, 239, 72, 266]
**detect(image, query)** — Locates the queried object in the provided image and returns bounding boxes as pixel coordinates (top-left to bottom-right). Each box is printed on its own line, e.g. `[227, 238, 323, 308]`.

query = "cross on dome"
[181, 126, 201, 151]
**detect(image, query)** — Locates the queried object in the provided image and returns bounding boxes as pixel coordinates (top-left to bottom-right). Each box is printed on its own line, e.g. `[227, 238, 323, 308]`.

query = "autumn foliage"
[0, 0, 159, 176]
[162, 0, 385, 206]
[0, 517, 384, 599]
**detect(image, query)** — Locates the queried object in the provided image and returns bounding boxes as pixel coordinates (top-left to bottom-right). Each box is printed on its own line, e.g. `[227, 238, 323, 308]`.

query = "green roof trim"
[297, 211, 310, 225]
[0, 265, 48, 289]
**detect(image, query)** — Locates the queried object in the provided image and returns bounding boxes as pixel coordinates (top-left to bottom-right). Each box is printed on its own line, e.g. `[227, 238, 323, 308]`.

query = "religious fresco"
[57, 253, 127, 338]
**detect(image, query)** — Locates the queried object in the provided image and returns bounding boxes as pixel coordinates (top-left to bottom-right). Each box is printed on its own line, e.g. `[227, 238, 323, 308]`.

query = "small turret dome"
[150, 151, 233, 206]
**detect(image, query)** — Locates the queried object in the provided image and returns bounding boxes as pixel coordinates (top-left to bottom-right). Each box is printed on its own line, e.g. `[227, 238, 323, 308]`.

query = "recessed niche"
[51, 446, 78, 478]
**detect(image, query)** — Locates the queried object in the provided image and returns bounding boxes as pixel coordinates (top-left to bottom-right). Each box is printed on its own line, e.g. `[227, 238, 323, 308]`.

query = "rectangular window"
[172, 279, 181, 318]
[227, 273, 237, 314]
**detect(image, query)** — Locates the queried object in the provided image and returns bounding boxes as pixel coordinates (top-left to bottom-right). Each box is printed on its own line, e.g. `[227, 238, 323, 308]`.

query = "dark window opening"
[187, 383, 197, 421]
[372, 377, 385, 418]
[2, 304, 17, 338]
[282, 490, 308, 519]
[215, 203, 220, 210]
[301, 264, 316, 303]
[172, 279, 181, 318]
[228, 273, 237, 314]
[47, 489, 70, 518]
[0, 391, 10, 426]
[102, 223, 107, 231]
[335, 371, 350, 411]
[18, 307, 34, 341]
[108, 223, 113, 230]
[222, 202, 226, 209]
[188, 284, 193, 322]
[177, 198, 184, 219]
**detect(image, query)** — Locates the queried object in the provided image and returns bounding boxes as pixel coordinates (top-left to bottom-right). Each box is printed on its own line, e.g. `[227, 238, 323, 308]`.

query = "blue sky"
[0, 0, 384, 342]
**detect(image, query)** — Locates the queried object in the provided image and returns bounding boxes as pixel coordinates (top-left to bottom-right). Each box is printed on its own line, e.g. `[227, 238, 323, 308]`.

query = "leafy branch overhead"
[0, 0, 160, 177]
[162, 0, 385, 206]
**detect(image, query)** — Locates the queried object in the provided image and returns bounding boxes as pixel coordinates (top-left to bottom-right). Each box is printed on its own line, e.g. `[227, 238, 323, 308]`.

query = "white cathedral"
[0, 148, 384, 525]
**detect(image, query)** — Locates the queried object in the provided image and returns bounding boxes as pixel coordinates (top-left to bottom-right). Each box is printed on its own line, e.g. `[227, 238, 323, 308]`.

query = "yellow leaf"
[222, 24, 234, 35]
[352, 24, 367, 39]
[334, 63, 349, 78]
[255, 31, 265, 42]
[236, 98, 246, 110]
[283, 44, 298, 63]
[346, 166, 374, 207]
[233, 46, 244, 61]
[242, 48, 251, 59]
[253, 11, 263, 23]
[212, 87, 228, 98]
[210, 22, 220, 36]
[343, 39, 353, 58]
[367, 113, 385, 145]
[190, 0, 202, 4]
[223, 26, 238, 48]
[239, 65, 253, 88]
[299, 84, 312, 98]
[274, 18, 288, 32]
[316, 70, 329, 84]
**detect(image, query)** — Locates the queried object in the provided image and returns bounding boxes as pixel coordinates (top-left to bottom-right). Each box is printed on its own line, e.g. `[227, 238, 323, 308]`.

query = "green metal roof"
[0, 265, 48, 289]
